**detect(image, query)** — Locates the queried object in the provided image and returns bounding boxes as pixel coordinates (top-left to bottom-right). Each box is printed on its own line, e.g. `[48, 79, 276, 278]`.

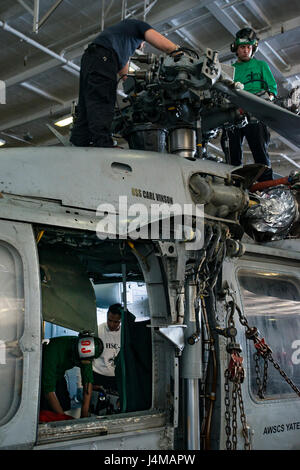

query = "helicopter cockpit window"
[0, 242, 24, 426]
[238, 270, 300, 399]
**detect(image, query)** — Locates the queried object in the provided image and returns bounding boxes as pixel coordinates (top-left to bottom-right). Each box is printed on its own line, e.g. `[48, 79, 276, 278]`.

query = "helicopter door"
[220, 255, 300, 450]
[0, 220, 41, 449]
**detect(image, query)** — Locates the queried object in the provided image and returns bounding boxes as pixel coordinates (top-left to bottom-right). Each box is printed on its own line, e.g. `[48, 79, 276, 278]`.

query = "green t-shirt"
[233, 58, 277, 96]
[41, 336, 94, 394]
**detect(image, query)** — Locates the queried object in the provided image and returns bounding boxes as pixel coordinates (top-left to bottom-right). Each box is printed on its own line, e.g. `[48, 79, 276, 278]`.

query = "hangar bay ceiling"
[0, 0, 299, 176]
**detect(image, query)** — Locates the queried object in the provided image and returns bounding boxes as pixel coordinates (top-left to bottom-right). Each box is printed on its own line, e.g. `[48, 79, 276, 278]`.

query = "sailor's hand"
[169, 47, 184, 62]
[169, 46, 199, 61]
[257, 91, 274, 101]
[119, 74, 128, 82]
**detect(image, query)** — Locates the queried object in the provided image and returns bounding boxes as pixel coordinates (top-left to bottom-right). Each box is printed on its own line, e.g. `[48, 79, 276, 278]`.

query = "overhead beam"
[38, 0, 64, 30]
[215, 15, 300, 62]
[3, 1, 208, 88]
[206, 1, 288, 83]
[33, 0, 39, 33]
[20, 82, 65, 105]
[0, 99, 74, 131]
[258, 16, 300, 42]
[4, 59, 71, 87]
[271, 133, 300, 153]
[206, 2, 239, 34]
[244, 0, 271, 27]
[147, 0, 215, 26]
[4, 3, 299, 91]
[1, 0, 299, 136]
[16, 0, 33, 15]
[282, 64, 300, 79]
[167, 18, 207, 52]
[0, 20, 80, 73]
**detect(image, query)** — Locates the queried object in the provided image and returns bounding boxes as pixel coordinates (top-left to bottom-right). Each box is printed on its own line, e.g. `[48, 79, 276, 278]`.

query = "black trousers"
[70, 44, 119, 148]
[221, 121, 273, 182]
[93, 371, 118, 393]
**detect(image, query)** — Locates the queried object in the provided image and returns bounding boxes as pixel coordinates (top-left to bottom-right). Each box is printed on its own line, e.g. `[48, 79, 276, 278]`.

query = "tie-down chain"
[218, 289, 300, 450]
[216, 300, 250, 450]
[229, 299, 300, 399]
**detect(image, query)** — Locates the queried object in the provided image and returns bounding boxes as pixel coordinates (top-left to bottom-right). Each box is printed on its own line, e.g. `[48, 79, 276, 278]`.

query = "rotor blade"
[214, 82, 300, 148]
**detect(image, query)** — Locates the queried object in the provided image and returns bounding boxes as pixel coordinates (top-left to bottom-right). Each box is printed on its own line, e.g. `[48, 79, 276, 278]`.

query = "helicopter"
[0, 46, 299, 451]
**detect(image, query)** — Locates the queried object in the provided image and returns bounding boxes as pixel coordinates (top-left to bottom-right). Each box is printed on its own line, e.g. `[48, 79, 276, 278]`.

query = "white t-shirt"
[93, 322, 121, 377]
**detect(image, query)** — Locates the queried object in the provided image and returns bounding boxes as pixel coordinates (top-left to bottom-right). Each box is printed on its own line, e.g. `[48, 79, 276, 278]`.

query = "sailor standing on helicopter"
[70, 19, 180, 149]
[221, 28, 277, 182]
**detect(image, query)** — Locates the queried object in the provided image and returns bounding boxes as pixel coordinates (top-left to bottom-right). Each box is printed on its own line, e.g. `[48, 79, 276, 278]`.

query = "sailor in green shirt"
[221, 28, 277, 182]
[40, 334, 103, 418]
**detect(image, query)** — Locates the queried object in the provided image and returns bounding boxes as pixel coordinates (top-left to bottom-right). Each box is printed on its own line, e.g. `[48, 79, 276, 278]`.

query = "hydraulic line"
[250, 176, 289, 192]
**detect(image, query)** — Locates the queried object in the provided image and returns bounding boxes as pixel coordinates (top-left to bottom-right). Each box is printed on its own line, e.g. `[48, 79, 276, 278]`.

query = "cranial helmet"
[77, 332, 103, 360]
[230, 27, 259, 55]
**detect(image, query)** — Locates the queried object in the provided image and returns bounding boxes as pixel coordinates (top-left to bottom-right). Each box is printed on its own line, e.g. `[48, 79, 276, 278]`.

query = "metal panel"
[220, 253, 300, 450]
[0, 147, 235, 212]
[0, 220, 41, 449]
[35, 411, 170, 449]
[35, 427, 172, 450]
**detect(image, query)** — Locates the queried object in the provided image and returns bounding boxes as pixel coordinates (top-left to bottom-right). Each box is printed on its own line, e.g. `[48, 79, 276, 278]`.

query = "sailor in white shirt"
[93, 303, 122, 392]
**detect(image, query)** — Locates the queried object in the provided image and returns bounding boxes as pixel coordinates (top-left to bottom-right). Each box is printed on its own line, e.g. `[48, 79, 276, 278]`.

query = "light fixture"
[256, 272, 280, 277]
[54, 116, 73, 127]
[0, 139, 6, 146]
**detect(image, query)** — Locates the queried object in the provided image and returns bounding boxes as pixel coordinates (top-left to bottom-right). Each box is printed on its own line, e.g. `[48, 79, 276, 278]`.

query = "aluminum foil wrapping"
[245, 186, 297, 239]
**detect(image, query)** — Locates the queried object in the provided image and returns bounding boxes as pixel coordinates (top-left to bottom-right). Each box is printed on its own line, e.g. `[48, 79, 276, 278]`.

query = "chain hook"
[221, 298, 250, 450]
